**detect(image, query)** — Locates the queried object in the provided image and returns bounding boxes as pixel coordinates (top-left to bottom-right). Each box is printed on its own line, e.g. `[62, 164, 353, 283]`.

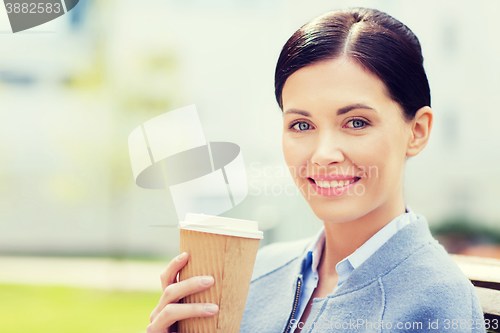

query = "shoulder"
[250, 236, 313, 281]
[390, 237, 473, 288]
[384, 233, 474, 293]
[382, 240, 484, 328]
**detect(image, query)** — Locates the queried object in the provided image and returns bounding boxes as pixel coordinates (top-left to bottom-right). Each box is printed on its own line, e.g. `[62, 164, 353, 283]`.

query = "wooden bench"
[451, 254, 500, 333]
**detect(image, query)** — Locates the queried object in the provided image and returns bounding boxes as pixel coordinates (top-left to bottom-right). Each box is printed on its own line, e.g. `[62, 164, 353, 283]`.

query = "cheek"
[282, 136, 312, 184]
[282, 136, 307, 166]
[282, 136, 293, 166]
[348, 133, 397, 179]
[355, 131, 406, 185]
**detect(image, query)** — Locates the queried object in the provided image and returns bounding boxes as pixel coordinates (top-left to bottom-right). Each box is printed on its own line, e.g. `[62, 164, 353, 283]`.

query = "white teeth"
[314, 178, 358, 188]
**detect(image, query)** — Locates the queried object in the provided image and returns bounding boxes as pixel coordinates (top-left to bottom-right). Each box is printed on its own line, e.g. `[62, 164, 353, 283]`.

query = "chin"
[308, 200, 365, 223]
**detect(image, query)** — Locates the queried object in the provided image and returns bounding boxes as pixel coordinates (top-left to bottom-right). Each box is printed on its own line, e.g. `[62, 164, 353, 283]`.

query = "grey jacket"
[240, 214, 485, 332]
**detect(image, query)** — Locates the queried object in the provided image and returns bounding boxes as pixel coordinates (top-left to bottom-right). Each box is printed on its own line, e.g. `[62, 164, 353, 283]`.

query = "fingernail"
[176, 252, 187, 261]
[205, 304, 218, 314]
[200, 276, 214, 286]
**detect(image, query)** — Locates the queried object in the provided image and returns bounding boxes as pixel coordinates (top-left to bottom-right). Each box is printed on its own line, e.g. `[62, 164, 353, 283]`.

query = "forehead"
[281, 57, 397, 115]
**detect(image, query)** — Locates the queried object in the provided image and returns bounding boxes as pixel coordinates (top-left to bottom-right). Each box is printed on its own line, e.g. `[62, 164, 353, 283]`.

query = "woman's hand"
[147, 252, 219, 333]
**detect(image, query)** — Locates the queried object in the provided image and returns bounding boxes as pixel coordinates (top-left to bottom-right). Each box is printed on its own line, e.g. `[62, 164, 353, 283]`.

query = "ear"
[407, 106, 433, 157]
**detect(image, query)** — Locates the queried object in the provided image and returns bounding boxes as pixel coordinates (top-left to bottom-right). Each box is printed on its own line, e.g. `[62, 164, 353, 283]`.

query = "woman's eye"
[291, 121, 311, 131]
[345, 119, 368, 129]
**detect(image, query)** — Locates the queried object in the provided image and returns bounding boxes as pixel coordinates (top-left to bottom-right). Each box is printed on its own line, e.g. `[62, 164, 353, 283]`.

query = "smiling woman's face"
[282, 57, 413, 223]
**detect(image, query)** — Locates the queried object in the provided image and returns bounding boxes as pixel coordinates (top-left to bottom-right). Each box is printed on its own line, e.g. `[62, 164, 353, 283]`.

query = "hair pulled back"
[275, 7, 430, 122]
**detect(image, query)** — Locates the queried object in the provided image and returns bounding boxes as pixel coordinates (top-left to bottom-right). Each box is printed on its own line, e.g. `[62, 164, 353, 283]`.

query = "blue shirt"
[293, 205, 414, 327]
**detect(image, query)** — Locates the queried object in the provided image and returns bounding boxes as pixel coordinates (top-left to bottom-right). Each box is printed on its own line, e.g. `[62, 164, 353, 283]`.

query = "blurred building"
[0, 0, 499, 259]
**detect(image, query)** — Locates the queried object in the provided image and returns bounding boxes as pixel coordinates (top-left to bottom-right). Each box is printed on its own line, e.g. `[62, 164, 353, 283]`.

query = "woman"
[147, 7, 485, 333]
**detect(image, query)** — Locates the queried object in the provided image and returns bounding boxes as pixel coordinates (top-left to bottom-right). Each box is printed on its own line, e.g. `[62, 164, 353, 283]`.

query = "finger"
[147, 303, 219, 333]
[150, 275, 215, 323]
[160, 252, 189, 292]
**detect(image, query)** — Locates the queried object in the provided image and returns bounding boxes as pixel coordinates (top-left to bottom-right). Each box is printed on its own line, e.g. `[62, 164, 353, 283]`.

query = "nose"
[310, 131, 345, 167]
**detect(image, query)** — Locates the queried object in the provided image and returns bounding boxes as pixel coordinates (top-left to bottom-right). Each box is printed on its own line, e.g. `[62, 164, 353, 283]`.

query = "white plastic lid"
[179, 213, 264, 239]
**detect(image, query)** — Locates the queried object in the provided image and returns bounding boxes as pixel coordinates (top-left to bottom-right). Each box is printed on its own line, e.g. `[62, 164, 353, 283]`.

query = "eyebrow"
[283, 103, 377, 117]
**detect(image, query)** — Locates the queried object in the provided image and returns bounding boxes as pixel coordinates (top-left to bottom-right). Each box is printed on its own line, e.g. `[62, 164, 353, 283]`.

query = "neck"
[319, 196, 407, 276]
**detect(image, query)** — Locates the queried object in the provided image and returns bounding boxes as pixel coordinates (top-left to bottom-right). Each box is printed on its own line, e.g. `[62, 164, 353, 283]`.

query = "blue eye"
[352, 120, 364, 128]
[346, 118, 368, 129]
[298, 122, 309, 130]
[290, 121, 311, 131]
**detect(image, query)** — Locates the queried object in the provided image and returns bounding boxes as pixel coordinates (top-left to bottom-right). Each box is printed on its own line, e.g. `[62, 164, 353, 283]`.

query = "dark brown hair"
[274, 7, 430, 122]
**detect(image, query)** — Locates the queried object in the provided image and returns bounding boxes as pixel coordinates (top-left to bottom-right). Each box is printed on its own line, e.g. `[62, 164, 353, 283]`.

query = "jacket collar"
[251, 206, 433, 290]
[332, 213, 434, 296]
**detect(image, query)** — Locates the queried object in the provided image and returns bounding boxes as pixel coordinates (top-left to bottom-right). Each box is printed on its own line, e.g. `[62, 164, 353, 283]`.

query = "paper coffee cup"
[178, 214, 263, 333]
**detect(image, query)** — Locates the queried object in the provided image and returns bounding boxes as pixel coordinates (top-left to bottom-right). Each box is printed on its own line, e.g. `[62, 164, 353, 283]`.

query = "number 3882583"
[5, 2, 62, 14]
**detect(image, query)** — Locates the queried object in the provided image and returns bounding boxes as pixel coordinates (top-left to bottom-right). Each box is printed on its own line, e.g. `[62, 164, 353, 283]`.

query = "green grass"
[0, 283, 162, 333]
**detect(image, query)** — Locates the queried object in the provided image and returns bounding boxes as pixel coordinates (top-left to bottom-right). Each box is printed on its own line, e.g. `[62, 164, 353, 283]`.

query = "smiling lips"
[307, 175, 361, 196]
[309, 175, 361, 188]
[311, 178, 359, 188]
